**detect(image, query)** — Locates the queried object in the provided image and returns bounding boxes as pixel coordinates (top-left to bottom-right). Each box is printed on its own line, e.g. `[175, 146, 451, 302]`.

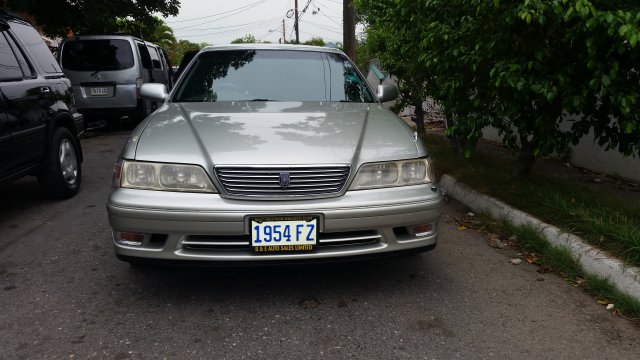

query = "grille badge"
[279, 172, 291, 188]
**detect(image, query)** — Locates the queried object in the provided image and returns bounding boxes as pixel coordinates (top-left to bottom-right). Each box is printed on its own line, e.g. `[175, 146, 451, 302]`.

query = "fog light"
[409, 224, 434, 237]
[114, 231, 148, 246]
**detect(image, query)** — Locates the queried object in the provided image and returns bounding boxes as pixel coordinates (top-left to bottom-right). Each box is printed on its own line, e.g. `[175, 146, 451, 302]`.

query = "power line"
[167, 0, 269, 24]
[173, 0, 270, 30]
[314, 0, 342, 17]
[177, 21, 281, 39]
[174, 17, 280, 32]
[304, 20, 342, 32]
[298, 0, 313, 20]
[316, 8, 342, 27]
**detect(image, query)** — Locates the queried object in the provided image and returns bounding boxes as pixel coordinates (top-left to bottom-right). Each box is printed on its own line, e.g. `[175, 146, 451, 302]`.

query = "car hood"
[131, 101, 423, 167]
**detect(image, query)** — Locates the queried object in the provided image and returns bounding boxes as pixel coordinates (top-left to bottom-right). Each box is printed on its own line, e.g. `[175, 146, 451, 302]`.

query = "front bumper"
[106, 184, 443, 263]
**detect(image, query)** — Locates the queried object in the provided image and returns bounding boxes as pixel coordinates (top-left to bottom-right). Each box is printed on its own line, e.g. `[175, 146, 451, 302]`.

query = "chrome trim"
[215, 165, 351, 199]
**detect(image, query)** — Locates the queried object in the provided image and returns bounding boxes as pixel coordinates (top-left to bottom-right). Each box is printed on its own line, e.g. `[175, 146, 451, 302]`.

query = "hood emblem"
[279, 172, 291, 188]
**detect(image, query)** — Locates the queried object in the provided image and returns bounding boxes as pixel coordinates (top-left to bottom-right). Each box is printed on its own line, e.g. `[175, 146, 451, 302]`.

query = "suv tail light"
[136, 78, 143, 98]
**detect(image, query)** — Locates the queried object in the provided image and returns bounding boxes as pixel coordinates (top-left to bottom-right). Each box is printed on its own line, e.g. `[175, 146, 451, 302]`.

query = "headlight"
[349, 158, 434, 190]
[118, 160, 217, 193]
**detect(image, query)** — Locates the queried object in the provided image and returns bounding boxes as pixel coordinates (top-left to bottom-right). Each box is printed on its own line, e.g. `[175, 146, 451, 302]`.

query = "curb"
[440, 174, 640, 302]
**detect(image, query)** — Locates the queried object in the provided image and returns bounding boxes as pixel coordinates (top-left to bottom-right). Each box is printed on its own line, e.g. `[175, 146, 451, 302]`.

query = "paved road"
[0, 124, 638, 359]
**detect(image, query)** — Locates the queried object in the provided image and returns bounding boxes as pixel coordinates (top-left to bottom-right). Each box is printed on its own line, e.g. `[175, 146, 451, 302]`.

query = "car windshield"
[173, 49, 374, 103]
[61, 39, 134, 71]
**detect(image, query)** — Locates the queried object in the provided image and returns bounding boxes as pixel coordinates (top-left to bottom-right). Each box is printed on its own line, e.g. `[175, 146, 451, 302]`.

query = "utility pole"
[343, 0, 356, 60]
[294, 0, 300, 43]
[282, 19, 287, 43]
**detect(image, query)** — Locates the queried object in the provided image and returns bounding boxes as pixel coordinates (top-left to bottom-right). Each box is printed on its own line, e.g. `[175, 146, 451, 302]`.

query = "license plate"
[89, 87, 108, 96]
[251, 216, 318, 253]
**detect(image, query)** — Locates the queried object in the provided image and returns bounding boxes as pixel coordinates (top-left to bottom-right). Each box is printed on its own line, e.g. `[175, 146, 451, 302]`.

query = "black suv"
[0, 12, 84, 198]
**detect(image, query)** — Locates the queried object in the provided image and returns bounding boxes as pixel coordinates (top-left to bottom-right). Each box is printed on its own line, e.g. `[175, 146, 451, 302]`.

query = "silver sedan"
[107, 44, 443, 265]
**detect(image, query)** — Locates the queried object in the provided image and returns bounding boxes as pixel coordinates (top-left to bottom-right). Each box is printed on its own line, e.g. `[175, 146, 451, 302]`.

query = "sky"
[163, 0, 352, 45]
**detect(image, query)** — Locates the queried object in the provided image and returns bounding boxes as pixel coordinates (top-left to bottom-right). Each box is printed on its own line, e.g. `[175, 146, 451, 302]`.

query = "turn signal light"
[114, 231, 148, 246]
[409, 224, 434, 237]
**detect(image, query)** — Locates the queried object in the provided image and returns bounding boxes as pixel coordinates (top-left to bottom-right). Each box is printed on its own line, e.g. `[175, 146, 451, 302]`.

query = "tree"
[169, 39, 207, 66]
[302, 37, 326, 46]
[117, 17, 176, 48]
[357, 0, 640, 177]
[357, 1, 435, 136]
[7, 0, 180, 37]
[343, 0, 356, 60]
[231, 34, 270, 44]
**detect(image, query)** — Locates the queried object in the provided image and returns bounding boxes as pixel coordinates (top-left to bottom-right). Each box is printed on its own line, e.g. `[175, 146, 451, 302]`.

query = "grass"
[480, 215, 640, 320]
[425, 133, 640, 267]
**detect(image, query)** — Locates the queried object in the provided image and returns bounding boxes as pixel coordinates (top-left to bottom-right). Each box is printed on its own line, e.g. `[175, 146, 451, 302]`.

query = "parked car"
[0, 11, 83, 198]
[107, 44, 443, 266]
[59, 35, 173, 126]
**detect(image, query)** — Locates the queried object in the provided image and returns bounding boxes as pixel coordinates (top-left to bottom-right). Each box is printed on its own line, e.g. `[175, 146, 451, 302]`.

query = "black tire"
[135, 100, 151, 123]
[37, 127, 82, 199]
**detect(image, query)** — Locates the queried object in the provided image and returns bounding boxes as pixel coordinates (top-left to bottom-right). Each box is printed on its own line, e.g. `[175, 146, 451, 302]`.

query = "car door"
[0, 30, 29, 177]
[0, 95, 13, 178]
[0, 28, 48, 172]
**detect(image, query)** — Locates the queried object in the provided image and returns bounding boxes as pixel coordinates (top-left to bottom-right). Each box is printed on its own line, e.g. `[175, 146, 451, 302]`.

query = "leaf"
[625, 122, 635, 133]
[619, 24, 630, 36]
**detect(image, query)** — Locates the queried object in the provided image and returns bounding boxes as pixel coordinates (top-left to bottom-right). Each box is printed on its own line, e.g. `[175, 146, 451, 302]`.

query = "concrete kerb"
[440, 174, 640, 302]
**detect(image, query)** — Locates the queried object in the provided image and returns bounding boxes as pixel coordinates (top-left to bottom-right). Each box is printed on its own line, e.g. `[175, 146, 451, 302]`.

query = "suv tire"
[37, 127, 82, 199]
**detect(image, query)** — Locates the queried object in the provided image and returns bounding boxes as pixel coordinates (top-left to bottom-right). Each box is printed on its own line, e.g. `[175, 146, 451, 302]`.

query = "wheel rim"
[59, 139, 78, 185]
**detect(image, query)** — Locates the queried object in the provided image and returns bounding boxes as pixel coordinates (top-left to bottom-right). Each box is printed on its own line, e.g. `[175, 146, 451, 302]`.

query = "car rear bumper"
[74, 84, 138, 110]
[107, 184, 443, 263]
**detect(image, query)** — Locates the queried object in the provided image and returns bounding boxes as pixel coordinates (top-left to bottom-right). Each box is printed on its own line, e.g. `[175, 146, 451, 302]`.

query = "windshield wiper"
[245, 98, 276, 102]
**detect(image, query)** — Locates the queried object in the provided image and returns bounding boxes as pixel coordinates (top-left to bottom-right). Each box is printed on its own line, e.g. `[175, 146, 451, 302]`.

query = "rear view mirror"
[377, 84, 398, 103]
[140, 83, 168, 102]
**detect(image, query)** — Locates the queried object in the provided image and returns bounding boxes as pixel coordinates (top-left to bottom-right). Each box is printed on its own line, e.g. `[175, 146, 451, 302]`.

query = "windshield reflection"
[173, 49, 374, 103]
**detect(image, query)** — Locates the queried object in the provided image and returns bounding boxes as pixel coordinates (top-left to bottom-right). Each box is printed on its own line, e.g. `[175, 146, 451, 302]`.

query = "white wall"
[483, 127, 640, 182]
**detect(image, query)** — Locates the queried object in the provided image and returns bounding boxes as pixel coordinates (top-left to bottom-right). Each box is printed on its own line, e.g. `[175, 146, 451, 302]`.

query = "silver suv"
[0, 12, 83, 198]
[59, 35, 173, 125]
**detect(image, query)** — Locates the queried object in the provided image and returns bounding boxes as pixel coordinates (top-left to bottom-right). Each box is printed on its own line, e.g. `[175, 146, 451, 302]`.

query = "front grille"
[215, 166, 350, 198]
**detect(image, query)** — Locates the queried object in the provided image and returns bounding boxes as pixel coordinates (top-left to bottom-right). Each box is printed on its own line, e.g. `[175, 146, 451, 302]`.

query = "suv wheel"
[37, 127, 82, 198]
[135, 100, 151, 122]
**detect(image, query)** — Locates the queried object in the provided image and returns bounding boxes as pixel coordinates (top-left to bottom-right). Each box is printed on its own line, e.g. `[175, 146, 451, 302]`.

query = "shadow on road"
[108, 253, 440, 306]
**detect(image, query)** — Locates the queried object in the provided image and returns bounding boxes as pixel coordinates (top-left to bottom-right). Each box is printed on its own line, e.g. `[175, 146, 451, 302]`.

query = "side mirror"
[140, 83, 168, 102]
[377, 84, 398, 103]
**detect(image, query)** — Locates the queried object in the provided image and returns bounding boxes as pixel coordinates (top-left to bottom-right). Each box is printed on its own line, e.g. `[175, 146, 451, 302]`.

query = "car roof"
[62, 34, 144, 42]
[201, 43, 346, 55]
[0, 10, 33, 26]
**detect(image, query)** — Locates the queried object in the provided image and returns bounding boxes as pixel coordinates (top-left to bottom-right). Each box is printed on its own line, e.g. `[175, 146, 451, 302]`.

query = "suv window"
[147, 45, 162, 69]
[0, 32, 23, 80]
[61, 39, 134, 71]
[9, 19, 61, 73]
[137, 43, 152, 69]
